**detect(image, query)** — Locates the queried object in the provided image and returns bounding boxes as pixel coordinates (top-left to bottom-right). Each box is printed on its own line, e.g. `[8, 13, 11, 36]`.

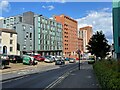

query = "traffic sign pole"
[76, 49, 81, 70]
[79, 53, 80, 70]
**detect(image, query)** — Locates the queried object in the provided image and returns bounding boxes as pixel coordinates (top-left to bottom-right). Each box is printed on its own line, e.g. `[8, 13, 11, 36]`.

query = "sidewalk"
[0, 62, 56, 74]
[55, 62, 100, 88]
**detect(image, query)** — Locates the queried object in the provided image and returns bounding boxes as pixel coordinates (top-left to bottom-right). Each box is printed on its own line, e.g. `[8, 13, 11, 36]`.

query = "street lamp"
[76, 49, 81, 70]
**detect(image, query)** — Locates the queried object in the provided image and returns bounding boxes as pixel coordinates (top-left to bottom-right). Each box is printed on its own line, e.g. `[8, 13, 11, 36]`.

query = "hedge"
[93, 60, 120, 89]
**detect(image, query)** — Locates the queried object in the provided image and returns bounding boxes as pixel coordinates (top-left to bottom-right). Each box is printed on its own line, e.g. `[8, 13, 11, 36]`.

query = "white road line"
[44, 66, 77, 90]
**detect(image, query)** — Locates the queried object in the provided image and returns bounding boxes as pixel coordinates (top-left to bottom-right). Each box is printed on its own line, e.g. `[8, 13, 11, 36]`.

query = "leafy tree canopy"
[87, 31, 110, 59]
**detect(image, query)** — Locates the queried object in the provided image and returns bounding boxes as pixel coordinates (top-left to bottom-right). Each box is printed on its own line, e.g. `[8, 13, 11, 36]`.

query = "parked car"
[8, 55, 23, 63]
[55, 57, 65, 65]
[33, 54, 41, 59]
[88, 55, 95, 64]
[44, 56, 54, 63]
[65, 57, 69, 61]
[69, 58, 76, 63]
[35, 56, 45, 61]
[0, 54, 10, 69]
[23, 55, 38, 65]
[32, 54, 45, 62]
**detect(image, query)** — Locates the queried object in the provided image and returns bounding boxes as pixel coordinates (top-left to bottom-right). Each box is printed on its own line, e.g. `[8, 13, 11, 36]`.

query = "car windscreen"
[45, 56, 51, 58]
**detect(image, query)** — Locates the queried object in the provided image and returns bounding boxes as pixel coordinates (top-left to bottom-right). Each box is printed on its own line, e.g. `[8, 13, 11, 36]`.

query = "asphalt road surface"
[55, 62, 100, 88]
[2, 63, 78, 89]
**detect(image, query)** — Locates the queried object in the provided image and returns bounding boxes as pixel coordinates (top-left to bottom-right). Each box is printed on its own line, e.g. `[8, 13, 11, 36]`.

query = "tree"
[87, 31, 110, 59]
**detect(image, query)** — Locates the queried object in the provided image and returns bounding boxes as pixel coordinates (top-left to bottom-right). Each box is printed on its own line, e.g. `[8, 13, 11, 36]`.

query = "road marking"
[44, 65, 78, 90]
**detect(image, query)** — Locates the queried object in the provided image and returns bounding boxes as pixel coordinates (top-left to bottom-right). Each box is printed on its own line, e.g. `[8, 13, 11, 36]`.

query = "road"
[2, 63, 78, 89]
[55, 62, 100, 88]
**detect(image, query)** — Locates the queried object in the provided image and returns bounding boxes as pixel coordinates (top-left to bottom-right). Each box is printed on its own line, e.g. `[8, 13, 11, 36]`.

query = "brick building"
[79, 26, 93, 52]
[54, 15, 78, 58]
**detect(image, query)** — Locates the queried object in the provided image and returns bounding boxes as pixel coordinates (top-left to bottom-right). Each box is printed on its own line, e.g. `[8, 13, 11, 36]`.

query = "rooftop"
[0, 28, 17, 34]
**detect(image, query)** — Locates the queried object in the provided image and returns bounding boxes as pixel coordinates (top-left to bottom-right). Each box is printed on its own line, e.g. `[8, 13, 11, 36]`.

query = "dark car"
[55, 57, 65, 65]
[8, 55, 23, 63]
[0, 54, 10, 69]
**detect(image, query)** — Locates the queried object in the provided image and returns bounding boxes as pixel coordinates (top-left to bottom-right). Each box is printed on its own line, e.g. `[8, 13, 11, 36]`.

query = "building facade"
[34, 15, 63, 56]
[0, 28, 17, 55]
[0, 11, 63, 55]
[54, 15, 78, 58]
[113, 0, 120, 60]
[0, 12, 34, 54]
[79, 26, 93, 53]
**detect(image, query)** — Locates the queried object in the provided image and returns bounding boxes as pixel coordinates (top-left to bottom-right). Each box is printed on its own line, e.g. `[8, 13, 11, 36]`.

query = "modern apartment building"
[112, 0, 120, 59]
[0, 12, 34, 54]
[0, 11, 63, 55]
[54, 15, 78, 58]
[79, 26, 93, 53]
[0, 28, 17, 55]
[34, 15, 63, 56]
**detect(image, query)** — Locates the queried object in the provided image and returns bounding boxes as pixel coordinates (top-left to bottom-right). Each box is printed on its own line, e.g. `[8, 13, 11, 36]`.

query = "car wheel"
[29, 60, 32, 65]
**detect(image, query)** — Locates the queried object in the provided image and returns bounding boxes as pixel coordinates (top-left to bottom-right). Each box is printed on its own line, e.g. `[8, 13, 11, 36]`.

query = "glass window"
[30, 33, 32, 38]
[19, 17, 22, 22]
[38, 23, 40, 27]
[0, 32, 1, 36]
[0, 39, 1, 44]
[30, 27, 32, 30]
[0, 46, 1, 51]
[23, 25, 26, 30]
[14, 17, 16, 21]
[4, 20, 6, 24]
[38, 34, 40, 39]
[7, 19, 9, 23]
[10, 33, 13, 37]
[10, 18, 13, 22]
[38, 40, 40, 44]
[10, 40, 13, 44]
[13, 26, 16, 30]
[38, 28, 40, 33]
[38, 17, 40, 21]
[10, 47, 13, 52]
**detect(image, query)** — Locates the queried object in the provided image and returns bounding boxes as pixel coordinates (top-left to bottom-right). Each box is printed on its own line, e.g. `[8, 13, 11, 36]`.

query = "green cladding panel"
[113, 1, 120, 53]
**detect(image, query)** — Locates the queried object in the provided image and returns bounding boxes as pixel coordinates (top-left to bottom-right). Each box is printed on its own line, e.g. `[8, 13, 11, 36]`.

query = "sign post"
[76, 49, 81, 70]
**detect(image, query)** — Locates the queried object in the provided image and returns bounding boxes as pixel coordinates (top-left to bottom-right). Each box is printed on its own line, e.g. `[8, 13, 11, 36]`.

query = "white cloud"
[42, 5, 55, 11]
[0, 0, 11, 12]
[76, 8, 113, 44]
[0, 17, 4, 19]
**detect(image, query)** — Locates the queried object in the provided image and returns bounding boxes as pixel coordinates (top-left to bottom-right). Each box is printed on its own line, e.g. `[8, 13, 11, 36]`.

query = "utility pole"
[78, 53, 80, 70]
[76, 49, 81, 70]
[33, 17, 35, 55]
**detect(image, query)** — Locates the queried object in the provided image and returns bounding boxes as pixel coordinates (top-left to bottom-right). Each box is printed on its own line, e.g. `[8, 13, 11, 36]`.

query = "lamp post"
[76, 49, 81, 70]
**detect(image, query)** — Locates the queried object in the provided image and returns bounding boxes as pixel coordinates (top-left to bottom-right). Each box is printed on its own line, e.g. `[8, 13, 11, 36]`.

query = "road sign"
[76, 49, 81, 54]
[76, 49, 81, 70]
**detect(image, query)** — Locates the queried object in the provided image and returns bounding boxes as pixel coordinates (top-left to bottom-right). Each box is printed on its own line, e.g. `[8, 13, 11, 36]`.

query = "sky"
[0, 1, 113, 44]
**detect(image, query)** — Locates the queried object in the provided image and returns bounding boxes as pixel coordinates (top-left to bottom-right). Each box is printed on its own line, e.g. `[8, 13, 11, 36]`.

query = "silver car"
[69, 58, 76, 63]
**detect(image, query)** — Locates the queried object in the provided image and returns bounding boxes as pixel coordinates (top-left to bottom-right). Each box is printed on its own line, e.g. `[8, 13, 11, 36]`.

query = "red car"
[33, 54, 41, 58]
[33, 55, 45, 61]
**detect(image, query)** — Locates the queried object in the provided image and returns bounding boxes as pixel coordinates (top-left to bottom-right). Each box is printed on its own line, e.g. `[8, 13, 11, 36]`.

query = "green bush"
[93, 60, 120, 89]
